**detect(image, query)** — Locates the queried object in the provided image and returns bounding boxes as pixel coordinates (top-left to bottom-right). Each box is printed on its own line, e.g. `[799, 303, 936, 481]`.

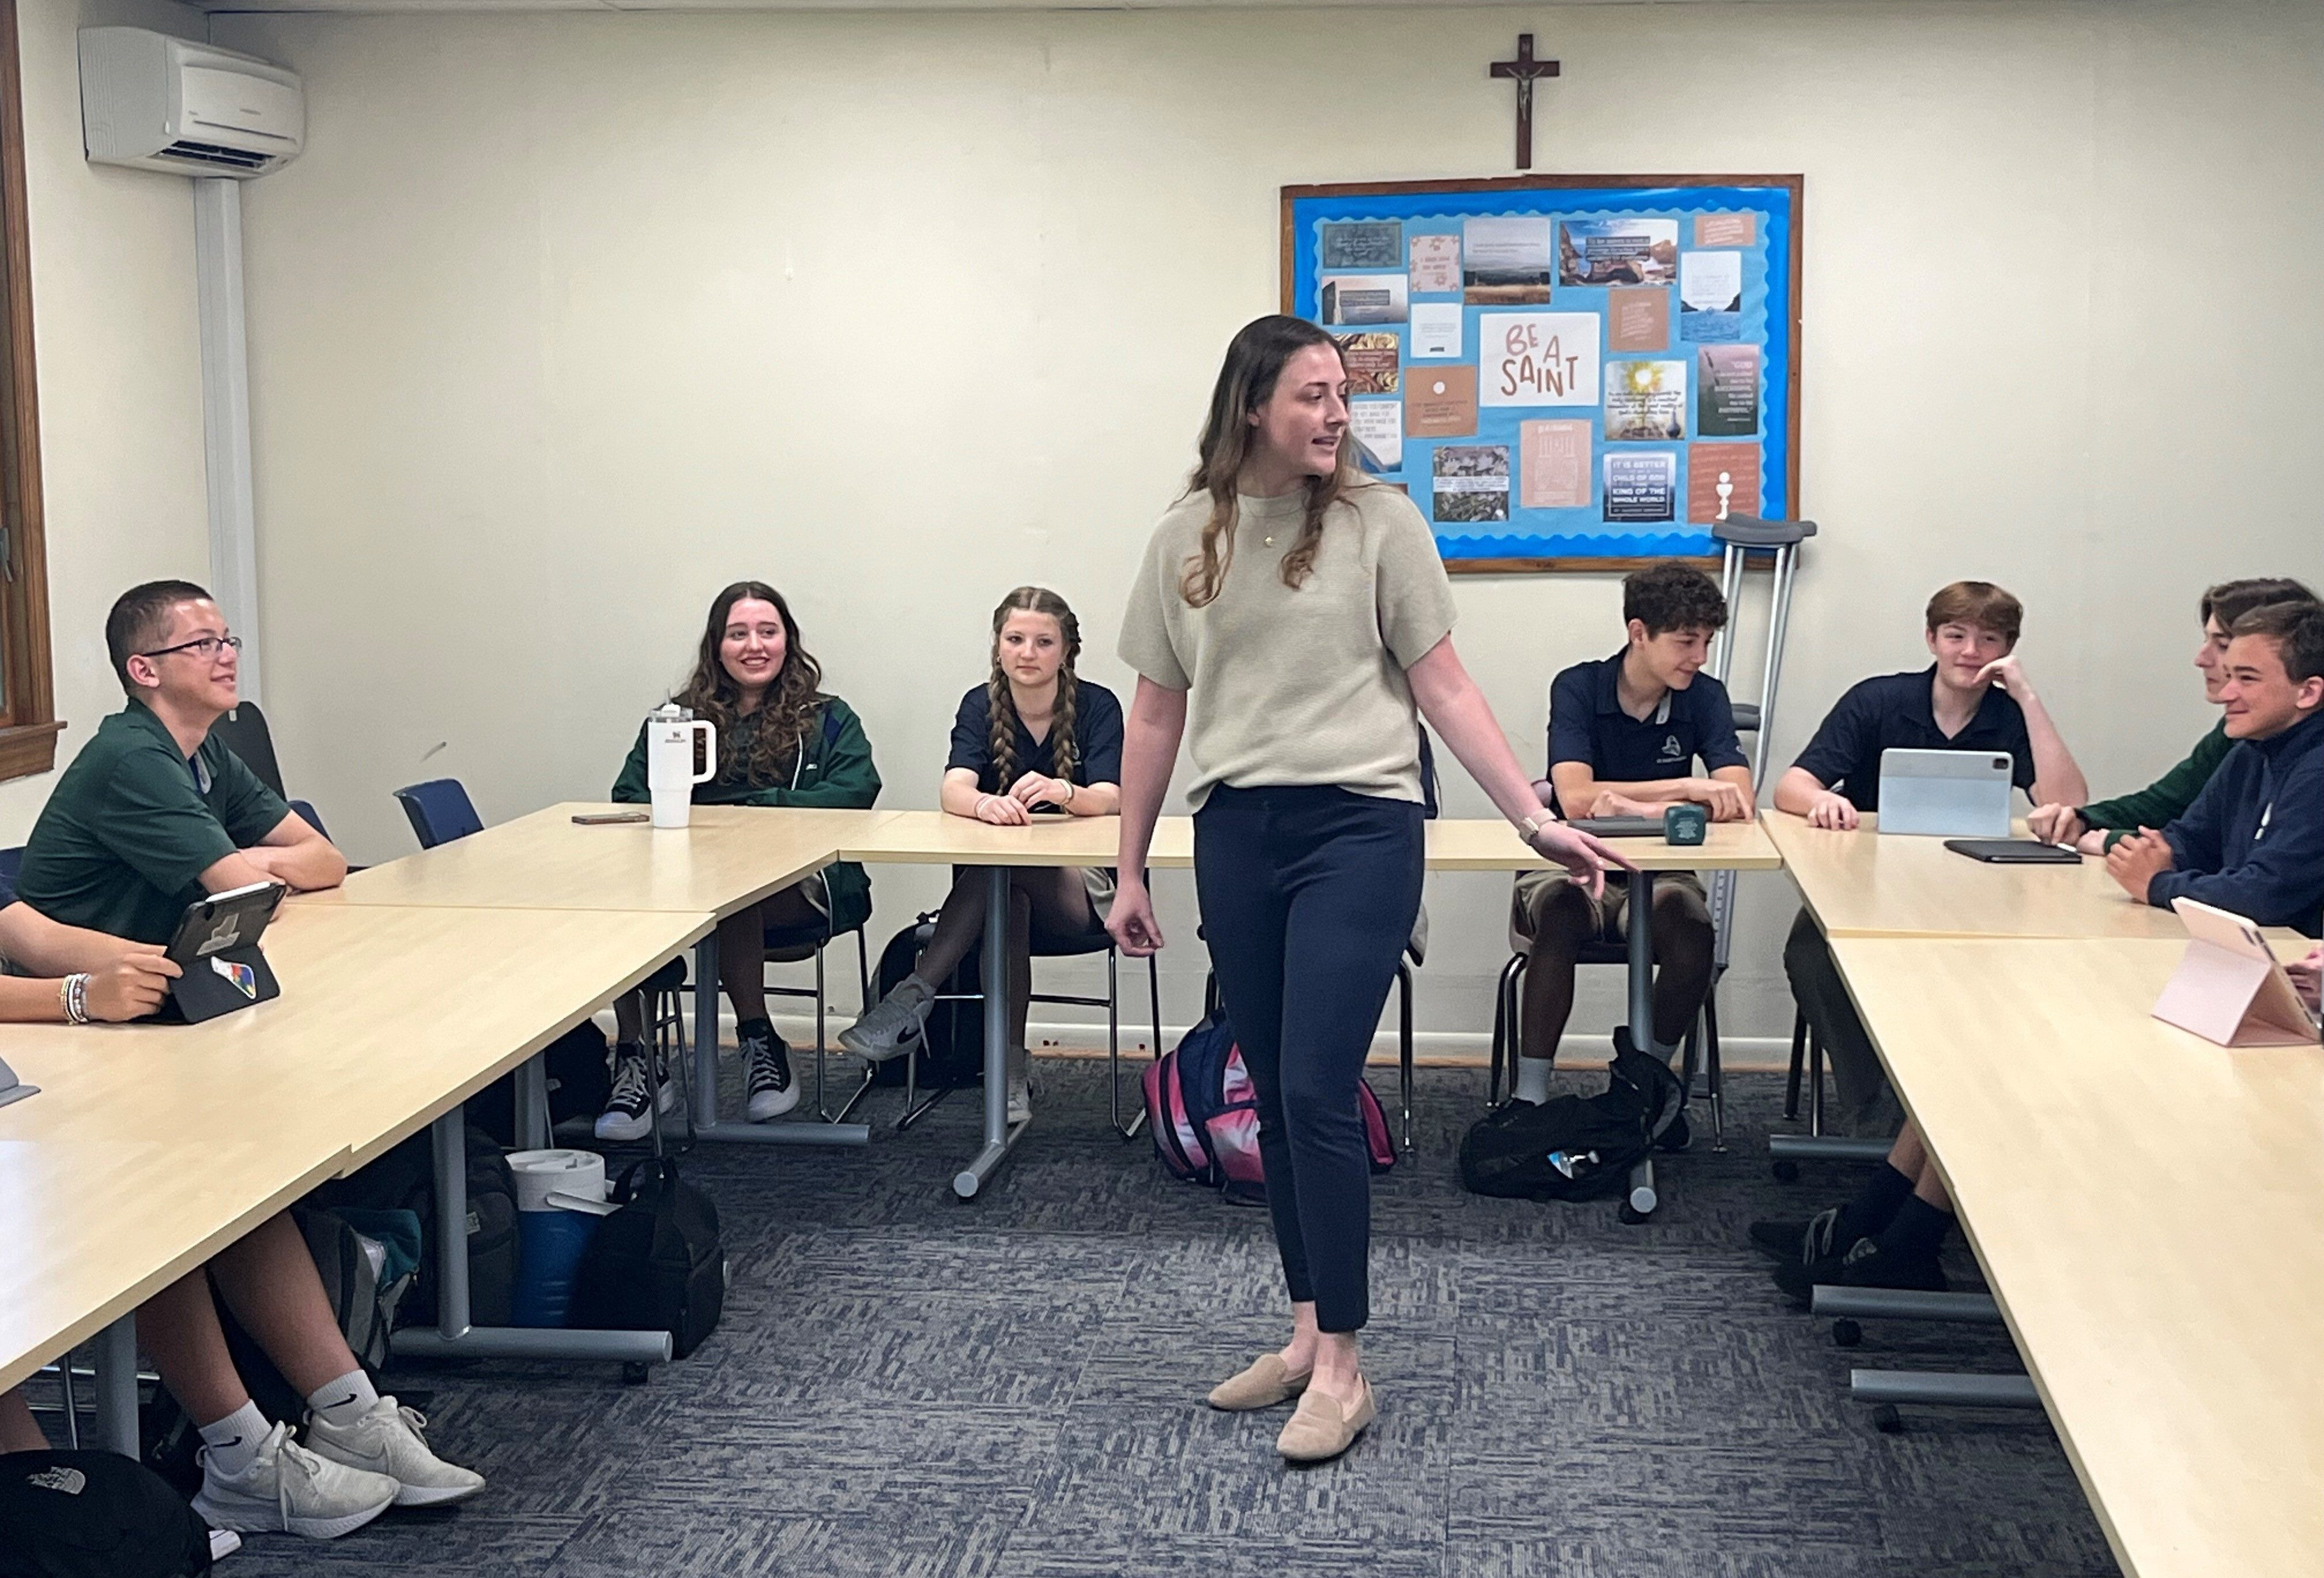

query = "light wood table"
[1424, 815, 1780, 872]
[1830, 934, 2323, 1578]
[1766, 811, 2189, 939]
[0, 899, 712, 1442]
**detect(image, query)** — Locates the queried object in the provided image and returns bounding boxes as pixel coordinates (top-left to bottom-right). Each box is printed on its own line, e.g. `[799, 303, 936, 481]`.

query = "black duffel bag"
[567, 1158, 726, 1359]
[0, 1451, 210, 1578]
[1458, 1031, 1684, 1203]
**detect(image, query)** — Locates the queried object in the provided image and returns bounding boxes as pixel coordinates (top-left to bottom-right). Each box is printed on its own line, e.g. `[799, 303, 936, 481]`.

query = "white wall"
[0, 0, 213, 842]
[214, 1, 2324, 1048]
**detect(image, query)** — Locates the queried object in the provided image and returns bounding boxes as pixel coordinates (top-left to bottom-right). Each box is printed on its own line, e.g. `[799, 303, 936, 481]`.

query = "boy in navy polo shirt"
[1508, 564, 1752, 1112]
[1752, 581, 2088, 1306]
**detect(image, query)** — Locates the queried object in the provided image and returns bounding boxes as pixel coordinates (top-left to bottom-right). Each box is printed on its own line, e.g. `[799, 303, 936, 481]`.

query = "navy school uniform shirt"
[2150, 708, 2324, 936]
[1546, 649, 1747, 818]
[948, 679, 1125, 800]
[1792, 666, 2036, 814]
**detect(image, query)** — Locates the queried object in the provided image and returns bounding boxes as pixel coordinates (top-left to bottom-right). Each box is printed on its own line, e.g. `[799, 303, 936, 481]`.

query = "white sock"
[1515, 1057, 1553, 1105]
[307, 1369, 379, 1426]
[197, 1400, 269, 1478]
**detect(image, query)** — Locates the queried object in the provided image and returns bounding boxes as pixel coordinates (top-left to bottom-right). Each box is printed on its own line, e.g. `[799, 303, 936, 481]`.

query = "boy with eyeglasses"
[13, 581, 482, 1539]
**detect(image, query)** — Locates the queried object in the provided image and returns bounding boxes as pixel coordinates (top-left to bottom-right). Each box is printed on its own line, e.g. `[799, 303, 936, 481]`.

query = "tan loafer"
[1275, 1377, 1375, 1463]
[1206, 1353, 1312, 1411]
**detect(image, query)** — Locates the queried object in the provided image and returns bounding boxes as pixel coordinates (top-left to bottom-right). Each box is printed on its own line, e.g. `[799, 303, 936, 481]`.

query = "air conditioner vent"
[160, 140, 273, 172]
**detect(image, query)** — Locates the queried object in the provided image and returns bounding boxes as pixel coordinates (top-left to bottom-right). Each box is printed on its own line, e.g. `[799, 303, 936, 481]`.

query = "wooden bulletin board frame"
[1281, 174, 1804, 574]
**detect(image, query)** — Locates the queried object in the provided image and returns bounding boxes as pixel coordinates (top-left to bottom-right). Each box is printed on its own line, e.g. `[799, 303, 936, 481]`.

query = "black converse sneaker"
[742, 1020, 799, 1121]
[594, 1041, 674, 1143]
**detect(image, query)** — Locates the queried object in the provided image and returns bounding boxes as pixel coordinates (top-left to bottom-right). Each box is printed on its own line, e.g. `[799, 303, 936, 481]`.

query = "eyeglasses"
[138, 634, 243, 662]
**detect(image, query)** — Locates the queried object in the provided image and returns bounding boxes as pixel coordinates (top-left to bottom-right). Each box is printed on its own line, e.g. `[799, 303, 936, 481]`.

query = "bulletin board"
[1281, 174, 1803, 573]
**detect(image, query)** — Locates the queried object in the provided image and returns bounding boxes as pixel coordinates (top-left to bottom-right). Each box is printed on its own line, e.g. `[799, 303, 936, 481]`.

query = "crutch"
[1699, 514, 1817, 1154]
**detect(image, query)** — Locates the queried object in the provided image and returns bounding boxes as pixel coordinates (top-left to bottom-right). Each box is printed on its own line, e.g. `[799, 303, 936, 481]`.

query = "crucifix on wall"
[1489, 34, 1560, 170]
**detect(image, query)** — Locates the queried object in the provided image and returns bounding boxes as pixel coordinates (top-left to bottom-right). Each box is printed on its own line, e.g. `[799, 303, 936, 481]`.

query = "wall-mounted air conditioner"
[78, 28, 304, 179]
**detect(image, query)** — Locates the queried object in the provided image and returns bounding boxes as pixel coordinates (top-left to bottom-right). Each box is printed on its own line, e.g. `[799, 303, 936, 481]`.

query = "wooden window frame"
[0, 0, 58, 780]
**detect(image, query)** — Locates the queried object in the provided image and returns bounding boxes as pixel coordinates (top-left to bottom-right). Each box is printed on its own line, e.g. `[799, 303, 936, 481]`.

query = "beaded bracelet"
[61, 973, 90, 1025]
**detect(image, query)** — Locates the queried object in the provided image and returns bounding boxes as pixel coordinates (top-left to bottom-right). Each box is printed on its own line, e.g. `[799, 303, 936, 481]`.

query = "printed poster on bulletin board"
[1282, 175, 1803, 572]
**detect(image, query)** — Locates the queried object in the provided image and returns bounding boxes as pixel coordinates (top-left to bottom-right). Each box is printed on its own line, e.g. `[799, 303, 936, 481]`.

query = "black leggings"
[1193, 785, 1424, 1334]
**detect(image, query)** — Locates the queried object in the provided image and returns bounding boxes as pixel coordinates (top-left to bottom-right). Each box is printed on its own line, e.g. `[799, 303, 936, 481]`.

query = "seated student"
[2031, 577, 2315, 852]
[1772, 580, 2088, 1136]
[842, 587, 1122, 1123]
[1507, 563, 1751, 1116]
[597, 581, 880, 1137]
[2104, 598, 2324, 934]
[13, 580, 479, 1536]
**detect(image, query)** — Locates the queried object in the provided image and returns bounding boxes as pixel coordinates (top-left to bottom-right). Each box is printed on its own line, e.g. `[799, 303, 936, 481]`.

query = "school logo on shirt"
[1658, 734, 1685, 763]
[212, 956, 258, 999]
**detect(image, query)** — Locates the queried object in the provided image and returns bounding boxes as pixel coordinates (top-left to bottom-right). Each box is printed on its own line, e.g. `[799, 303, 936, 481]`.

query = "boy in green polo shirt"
[14, 581, 482, 1539]
[2029, 576, 2315, 851]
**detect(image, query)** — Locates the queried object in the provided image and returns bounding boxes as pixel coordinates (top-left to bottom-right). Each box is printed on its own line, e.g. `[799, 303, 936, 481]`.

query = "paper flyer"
[1408, 303, 1463, 359]
[1559, 218, 1678, 287]
[1350, 400, 1404, 472]
[1695, 213, 1757, 248]
[1340, 332, 1401, 395]
[1603, 451, 1678, 522]
[1320, 221, 1402, 270]
[1604, 360, 1687, 442]
[1678, 251, 1743, 342]
[1607, 287, 1669, 352]
[1319, 274, 1408, 326]
[1519, 420, 1593, 509]
[1696, 345, 1760, 436]
[1405, 365, 1479, 438]
[1432, 445, 1511, 524]
[1461, 216, 1553, 305]
[1480, 312, 1600, 408]
[1409, 234, 1462, 295]
[1686, 442, 1761, 523]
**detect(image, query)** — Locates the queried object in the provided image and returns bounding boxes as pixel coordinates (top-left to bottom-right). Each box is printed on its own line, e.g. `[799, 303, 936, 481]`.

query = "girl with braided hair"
[841, 586, 1123, 1122]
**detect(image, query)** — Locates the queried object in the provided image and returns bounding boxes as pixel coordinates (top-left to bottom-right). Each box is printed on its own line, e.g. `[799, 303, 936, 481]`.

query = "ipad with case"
[2151, 897, 2321, 1047]
[1876, 748, 2014, 838]
[159, 880, 286, 1023]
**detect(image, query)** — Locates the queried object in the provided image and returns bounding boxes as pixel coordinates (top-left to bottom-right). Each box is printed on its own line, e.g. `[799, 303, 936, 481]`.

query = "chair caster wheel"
[622, 1362, 651, 1386]
[1832, 1319, 1862, 1349]
[1772, 1159, 1800, 1183]
[1872, 1404, 1903, 1434]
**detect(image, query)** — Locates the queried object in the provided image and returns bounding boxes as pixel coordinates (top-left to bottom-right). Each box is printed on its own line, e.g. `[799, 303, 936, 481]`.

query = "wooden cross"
[1489, 34, 1560, 170]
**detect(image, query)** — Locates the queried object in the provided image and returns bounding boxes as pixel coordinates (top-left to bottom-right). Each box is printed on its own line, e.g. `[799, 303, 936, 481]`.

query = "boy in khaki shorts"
[1510, 564, 1755, 1121]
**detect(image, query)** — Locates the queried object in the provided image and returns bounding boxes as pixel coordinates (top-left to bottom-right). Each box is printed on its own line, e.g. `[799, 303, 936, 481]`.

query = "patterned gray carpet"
[218, 1060, 2116, 1577]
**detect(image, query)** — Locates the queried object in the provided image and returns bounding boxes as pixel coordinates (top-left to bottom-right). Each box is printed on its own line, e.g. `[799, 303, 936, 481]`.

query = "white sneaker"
[839, 976, 934, 1063]
[191, 1420, 399, 1539]
[595, 1042, 677, 1143]
[1006, 1045, 1031, 1125]
[304, 1396, 486, 1509]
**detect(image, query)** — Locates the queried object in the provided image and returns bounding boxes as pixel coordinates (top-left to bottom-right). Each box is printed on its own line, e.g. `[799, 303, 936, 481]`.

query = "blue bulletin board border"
[1281, 174, 1803, 573]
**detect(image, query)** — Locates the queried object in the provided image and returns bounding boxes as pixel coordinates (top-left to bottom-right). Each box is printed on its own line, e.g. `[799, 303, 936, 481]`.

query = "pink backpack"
[1145, 1011, 1395, 1205]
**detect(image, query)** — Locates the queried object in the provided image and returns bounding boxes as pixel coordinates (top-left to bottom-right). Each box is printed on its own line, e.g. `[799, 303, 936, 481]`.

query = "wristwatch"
[1516, 812, 1553, 848]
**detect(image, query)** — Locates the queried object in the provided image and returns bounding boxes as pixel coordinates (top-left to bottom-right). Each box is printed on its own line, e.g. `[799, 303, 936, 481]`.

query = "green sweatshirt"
[612, 695, 880, 935]
[2078, 718, 2234, 851]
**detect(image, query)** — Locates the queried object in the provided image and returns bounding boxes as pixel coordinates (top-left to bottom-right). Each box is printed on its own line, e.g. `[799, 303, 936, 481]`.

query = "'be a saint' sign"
[1480, 312, 1600, 408]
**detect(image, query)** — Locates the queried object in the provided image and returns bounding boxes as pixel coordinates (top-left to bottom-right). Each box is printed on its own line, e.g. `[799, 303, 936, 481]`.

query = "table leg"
[686, 933, 869, 1147]
[94, 1314, 138, 1457]
[389, 1105, 673, 1365]
[1625, 871, 1658, 1217]
[514, 1055, 550, 1151]
[953, 865, 1027, 1199]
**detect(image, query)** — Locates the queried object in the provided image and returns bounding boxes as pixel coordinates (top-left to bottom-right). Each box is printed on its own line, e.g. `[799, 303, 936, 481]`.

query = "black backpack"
[1458, 1033, 1684, 1202]
[0, 1451, 210, 1578]
[567, 1158, 725, 1359]
[467, 1020, 614, 1150]
[866, 914, 986, 1091]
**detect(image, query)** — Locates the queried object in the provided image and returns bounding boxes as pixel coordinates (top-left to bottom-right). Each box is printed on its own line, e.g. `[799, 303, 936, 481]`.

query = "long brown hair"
[987, 586, 1081, 788]
[673, 581, 823, 786]
[1179, 315, 1363, 608]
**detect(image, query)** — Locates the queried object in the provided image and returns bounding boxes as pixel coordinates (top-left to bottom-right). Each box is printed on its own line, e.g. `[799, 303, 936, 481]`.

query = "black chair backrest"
[208, 703, 286, 800]
[392, 779, 484, 849]
[0, 846, 20, 907]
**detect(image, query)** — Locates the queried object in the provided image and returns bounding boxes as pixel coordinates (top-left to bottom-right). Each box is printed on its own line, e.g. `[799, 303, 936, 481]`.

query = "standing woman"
[596, 581, 881, 1139]
[843, 587, 1122, 1123]
[1110, 317, 1627, 1463]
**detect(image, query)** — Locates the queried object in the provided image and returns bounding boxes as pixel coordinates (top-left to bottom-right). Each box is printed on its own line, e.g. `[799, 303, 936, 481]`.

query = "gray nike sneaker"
[840, 975, 935, 1063]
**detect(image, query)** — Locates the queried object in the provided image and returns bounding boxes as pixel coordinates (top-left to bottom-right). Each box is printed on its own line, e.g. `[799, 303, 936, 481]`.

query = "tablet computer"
[1942, 839, 2082, 865]
[1566, 816, 1666, 838]
[2153, 897, 2321, 1046]
[160, 880, 286, 1022]
[1877, 749, 2014, 837]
